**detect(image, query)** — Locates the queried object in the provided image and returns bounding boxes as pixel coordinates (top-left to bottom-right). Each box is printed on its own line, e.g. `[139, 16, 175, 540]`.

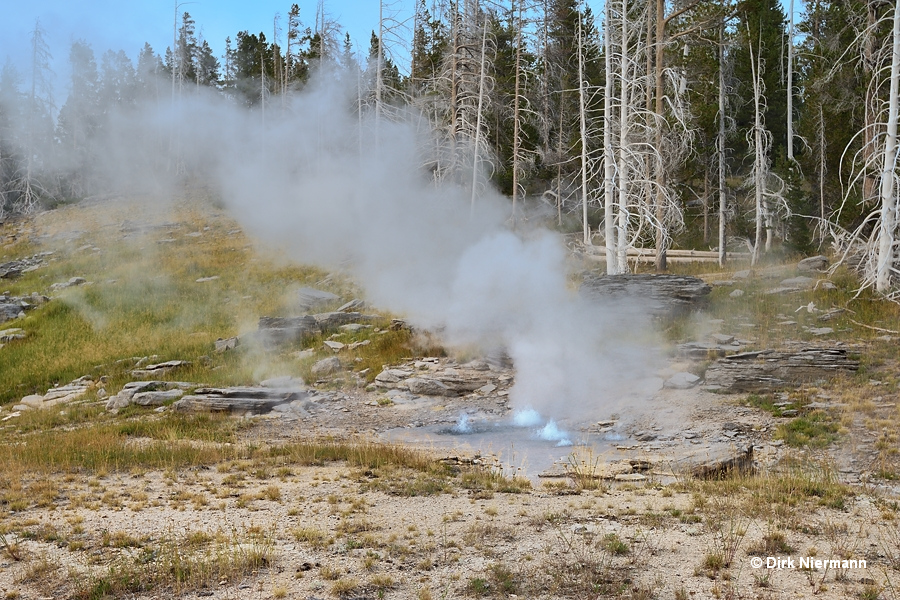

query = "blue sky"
[1, 1, 405, 89]
[3, 0, 799, 100]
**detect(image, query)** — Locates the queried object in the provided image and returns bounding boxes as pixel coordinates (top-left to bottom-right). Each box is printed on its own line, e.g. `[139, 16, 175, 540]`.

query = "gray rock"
[214, 337, 239, 352]
[710, 334, 735, 344]
[798, 255, 829, 272]
[314, 311, 369, 330]
[311, 357, 342, 375]
[729, 289, 745, 298]
[580, 274, 712, 316]
[780, 276, 815, 288]
[0, 328, 25, 343]
[405, 377, 452, 396]
[323, 340, 345, 351]
[195, 276, 220, 283]
[337, 299, 365, 312]
[256, 315, 318, 347]
[808, 327, 834, 336]
[173, 386, 305, 414]
[297, 287, 340, 310]
[733, 270, 751, 279]
[133, 389, 185, 406]
[131, 360, 191, 378]
[340, 323, 367, 332]
[374, 369, 413, 384]
[704, 348, 859, 393]
[664, 372, 700, 389]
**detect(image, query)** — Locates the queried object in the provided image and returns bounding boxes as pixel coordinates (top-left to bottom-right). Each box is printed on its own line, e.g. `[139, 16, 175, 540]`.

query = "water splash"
[451, 413, 473, 434]
[538, 420, 573, 447]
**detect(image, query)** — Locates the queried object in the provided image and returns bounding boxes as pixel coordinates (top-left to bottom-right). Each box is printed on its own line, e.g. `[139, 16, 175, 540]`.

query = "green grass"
[775, 411, 841, 448]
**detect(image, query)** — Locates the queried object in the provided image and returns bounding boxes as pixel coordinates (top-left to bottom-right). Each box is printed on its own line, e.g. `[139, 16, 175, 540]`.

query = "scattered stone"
[340, 323, 367, 332]
[710, 334, 735, 344]
[348, 340, 370, 350]
[704, 348, 859, 393]
[580, 274, 712, 316]
[315, 311, 371, 330]
[797, 255, 829, 272]
[323, 340, 345, 351]
[780, 409, 799, 417]
[375, 369, 414, 384]
[255, 315, 319, 347]
[131, 360, 191, 378]
[311, 357, 342, 376]
[817, 281, 837, 290]
[106, 381, 196, 410]
[389, 319, 408, 331]
[173, 386, 307, 414]
[780, 276, 815, 288]
[132, 389, 185, 406]
[1, 255, 48, 279]
[337, 299, 365, 312]
[664, 372, 700, 389]
[817, 308, 845, 322]
[195, 276, 220, 283]
[214, 337, 239, 353]
[729, 289, 744, 298]
[20, 394, 45, 409]
[405, 377, 452, 396]
[733, 270, 751, 279]
[297, 287, 340, 310]
[477, 383, 497, 394]
[806, 326, 833, 336]
[0, 328, 25, 343]
[50, 276, 87, 291]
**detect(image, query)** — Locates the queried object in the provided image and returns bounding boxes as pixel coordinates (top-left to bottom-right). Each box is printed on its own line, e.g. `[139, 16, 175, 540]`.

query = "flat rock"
[375, 369, 413, 384]
[337, 299, 365, 312]
[314, 311, 371, 330]
[0, 328, 25, 343]
[173, 386, 305, 414]
[664, 372, 700, 389]
[256, 315, 318, 347]
[20, 394, 45, 409]
[311, 357, 342, 375]
[297, 287, 340, 310]
[704, 348, 859, 393]
[798, 255, 829, 272]
[214, 337, 239, 352]
[323, 340, 345, 351]
[133, 389, 184, 406]
[729, 289, 744, 298]
[779, 276, 815, 288]
[580, 274, 712, 316]
[405, 377, 452, 396]
[131, 360, 190, 378]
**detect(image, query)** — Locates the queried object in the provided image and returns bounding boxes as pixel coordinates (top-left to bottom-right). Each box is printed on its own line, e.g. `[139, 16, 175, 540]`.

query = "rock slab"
[704, 348, 859, 393]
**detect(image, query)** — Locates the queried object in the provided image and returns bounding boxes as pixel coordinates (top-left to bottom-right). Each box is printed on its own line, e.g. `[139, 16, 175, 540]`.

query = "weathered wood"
[580, 273, 712, 315]
[704, 348, 859, 393]
[690, 445, 754, 479]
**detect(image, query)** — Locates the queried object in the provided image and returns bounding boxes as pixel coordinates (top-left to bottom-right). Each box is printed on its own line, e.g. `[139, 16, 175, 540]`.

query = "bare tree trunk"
[617, 0, 630, 272]
[470, 18, 489, 215]
[787, 0, 794, 161]
[718, 16, 727, 266]
[875, 0, 900, 293]
[654, 0, 668, 272]
[604, 0, 619, 274]
[578, 11, 591, 245]
[512, 0, 522, 221]
[750, 34, 765, 266]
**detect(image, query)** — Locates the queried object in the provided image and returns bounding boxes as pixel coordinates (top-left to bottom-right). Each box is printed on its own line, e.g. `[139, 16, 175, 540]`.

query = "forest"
[1, 0, 899, 294]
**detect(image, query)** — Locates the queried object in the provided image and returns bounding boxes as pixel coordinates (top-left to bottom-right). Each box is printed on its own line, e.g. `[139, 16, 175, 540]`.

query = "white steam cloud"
[96, 71, 662, 424]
